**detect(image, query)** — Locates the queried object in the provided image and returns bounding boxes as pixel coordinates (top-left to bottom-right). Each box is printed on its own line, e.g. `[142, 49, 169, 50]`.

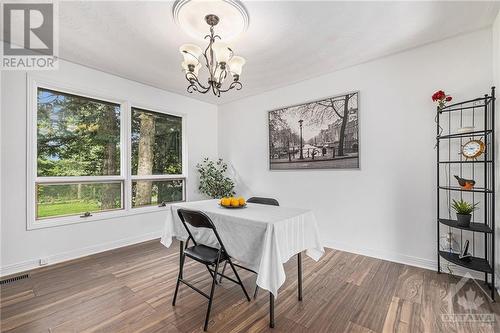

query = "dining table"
[160, 199, 325, 328]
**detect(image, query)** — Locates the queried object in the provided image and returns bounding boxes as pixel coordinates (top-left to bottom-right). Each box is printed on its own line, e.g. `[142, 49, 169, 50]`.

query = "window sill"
[27, 202, 183, 230]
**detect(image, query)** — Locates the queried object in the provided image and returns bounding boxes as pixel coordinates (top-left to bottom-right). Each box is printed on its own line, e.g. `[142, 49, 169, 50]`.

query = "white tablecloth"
[160, 199, 324, 297]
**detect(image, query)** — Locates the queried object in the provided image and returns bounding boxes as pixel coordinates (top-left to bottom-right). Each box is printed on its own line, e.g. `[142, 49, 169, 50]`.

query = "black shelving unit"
[436, 87, 496, 300]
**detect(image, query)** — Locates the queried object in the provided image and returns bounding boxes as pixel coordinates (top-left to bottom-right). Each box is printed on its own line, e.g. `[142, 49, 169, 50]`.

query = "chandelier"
[179, 14, 246, 97]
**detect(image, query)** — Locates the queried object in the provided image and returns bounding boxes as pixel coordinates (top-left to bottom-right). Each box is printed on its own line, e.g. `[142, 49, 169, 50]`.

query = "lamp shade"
[212, 42, 232, 64]
[179, 44, 202, 66]
[228, 56, 246, 76]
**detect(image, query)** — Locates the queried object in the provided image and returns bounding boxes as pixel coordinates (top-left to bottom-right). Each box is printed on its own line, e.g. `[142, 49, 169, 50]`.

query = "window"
[29, 80, 185, 228]
[37, 182, 122, 219]
[35, 88, 123, 221]
[131, 108, 184, 208]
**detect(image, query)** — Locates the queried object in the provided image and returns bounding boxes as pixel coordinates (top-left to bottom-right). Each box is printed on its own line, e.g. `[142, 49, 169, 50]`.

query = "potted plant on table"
[451, 199, 479, 227]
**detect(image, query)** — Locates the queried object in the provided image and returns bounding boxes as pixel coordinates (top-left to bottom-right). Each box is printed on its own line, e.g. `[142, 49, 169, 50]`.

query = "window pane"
[132, 180, 183, 208]
[131, 108, 182, 175]
[36, 182, 122, 219]
[37, 88, 121, 177]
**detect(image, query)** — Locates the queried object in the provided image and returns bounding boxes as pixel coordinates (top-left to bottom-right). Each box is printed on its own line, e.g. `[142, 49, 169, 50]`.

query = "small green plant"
[451, 199, 479, 215]
[196, 158, 235, 199]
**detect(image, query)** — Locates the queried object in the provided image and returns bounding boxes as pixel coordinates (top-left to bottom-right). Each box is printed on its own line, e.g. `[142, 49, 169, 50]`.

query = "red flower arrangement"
[432, 90, 452, 109]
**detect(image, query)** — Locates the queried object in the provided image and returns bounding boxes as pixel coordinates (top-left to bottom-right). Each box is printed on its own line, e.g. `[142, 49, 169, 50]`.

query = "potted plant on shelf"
[451, 199, 479, 227]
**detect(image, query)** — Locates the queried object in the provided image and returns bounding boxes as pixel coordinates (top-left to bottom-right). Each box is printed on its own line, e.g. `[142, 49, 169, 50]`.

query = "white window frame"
[128, 104, 187, 212]
[26, 75, 187, 230]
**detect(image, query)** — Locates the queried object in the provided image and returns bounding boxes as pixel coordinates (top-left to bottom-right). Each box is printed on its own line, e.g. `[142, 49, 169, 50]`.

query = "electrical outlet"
[39, 258, 49, 266]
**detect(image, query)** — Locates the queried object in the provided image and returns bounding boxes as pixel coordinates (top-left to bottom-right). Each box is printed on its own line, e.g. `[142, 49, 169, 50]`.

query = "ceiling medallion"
[173, 0, 249, 41]
[179, 14, 246, 97]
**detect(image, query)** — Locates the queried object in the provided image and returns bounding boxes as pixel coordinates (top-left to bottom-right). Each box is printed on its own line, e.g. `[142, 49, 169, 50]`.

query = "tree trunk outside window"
[135, 113, 156, 206]
[101, 105, 118, 209]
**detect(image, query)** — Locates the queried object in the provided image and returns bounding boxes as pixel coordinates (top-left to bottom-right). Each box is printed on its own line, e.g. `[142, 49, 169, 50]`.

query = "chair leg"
[219, 261, 227, 283]
[227, 258, 251, 302]
[172, 253, 185, 306]
[253, 285, 259, 299]
[206, 265, 218, 284]
[204, 257, 220, 331]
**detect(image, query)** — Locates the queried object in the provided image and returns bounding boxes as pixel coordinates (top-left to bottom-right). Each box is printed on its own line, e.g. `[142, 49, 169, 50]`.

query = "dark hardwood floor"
[1, 240, 499, 332]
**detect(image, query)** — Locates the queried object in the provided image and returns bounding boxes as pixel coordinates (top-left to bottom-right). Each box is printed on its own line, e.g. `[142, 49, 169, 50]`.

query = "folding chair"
[172, 209, 251, 331]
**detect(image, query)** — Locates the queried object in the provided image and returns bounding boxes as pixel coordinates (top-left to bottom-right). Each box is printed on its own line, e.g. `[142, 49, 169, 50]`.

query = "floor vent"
[0, 274, 30, 285]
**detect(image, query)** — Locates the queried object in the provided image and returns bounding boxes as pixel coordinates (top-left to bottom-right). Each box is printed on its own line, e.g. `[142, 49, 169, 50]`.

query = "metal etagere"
[436, 87, 496, 300]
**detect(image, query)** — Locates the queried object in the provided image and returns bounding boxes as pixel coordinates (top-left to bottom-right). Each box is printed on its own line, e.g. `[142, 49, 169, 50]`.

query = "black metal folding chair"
[172, 209, 251, 331]
[247, 197, 280, 206]
[219, 197, 280, 299]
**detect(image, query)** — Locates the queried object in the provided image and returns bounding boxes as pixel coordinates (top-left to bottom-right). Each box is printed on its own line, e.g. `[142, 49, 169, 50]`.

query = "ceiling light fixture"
[179, 14, 246, 97]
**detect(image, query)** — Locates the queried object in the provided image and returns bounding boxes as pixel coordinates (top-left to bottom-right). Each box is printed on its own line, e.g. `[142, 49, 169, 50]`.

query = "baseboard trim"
[323, 240, 495, 287]
[0, 231, 162, 277]
[323, 240, 435, 270]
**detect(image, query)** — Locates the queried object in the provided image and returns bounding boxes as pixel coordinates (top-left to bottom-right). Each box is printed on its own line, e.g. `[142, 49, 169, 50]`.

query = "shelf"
[438, 96, 493, 113]
[438, 186, 493, 193]
[438, 218, 492, 233]
[436, 88, 495, 298]
[438, 160, 493, 164]
[437, 130, 492, 140]
[439, 251, 492, 273]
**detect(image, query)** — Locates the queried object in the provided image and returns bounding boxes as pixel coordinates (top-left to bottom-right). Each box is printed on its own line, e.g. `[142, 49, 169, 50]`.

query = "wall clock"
[461, 138, 485, 160]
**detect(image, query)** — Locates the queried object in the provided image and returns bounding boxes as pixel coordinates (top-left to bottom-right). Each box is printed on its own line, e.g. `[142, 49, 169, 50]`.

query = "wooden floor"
[1, 240, 499, 333]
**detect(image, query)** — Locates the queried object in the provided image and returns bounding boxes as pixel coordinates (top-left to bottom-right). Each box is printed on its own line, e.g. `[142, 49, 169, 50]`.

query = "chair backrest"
[178, 209, 215, 229]
[247, 197, 280, 206]
[177, 209, 224, 248]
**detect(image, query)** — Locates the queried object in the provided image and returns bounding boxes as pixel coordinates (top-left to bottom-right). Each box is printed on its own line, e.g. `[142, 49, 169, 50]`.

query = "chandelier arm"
[203, 30, 216, 79]
[203, 35, 211, 61]
[185, 73, 210, 94]
[211, 82, 221, 97]
[218, 81, 243, 93]
[218, 68, 226, 85]
[185, 72, 209, 90]
[187, 82, 210, 94]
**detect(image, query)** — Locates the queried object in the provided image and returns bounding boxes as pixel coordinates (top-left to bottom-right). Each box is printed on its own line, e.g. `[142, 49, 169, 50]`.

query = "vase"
[456, 213, 471, 227]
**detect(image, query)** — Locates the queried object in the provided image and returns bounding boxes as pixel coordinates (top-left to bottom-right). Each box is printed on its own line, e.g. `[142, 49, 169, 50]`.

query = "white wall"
[493, 10, 500, 288]
[218, 29, 493, 270]
[0, 60, 218, 275]
[494, 12, 500, 89]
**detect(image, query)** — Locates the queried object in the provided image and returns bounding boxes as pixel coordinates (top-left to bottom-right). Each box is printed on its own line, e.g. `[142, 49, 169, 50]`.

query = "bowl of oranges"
[219, 196, 246, 208]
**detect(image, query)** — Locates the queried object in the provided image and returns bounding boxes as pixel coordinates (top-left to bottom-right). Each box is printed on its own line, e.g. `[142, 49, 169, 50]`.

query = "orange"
[221, 198, 230, 206]
[238, 197, 246, 206]
[230, 198, 240, 207]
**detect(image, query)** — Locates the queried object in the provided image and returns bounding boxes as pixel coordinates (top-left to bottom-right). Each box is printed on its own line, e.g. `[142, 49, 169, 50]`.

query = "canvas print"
[269, 92, 359, 170]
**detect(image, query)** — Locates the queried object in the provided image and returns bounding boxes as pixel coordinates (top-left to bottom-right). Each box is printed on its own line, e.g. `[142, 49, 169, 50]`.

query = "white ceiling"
[58, 1, 500, 105]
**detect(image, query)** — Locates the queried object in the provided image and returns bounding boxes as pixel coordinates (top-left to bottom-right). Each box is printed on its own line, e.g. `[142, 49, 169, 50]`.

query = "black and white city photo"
[268, 92, 359, 170]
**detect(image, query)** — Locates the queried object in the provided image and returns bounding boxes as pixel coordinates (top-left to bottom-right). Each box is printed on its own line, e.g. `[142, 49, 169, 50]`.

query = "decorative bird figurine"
[454, 175, 475, 190]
